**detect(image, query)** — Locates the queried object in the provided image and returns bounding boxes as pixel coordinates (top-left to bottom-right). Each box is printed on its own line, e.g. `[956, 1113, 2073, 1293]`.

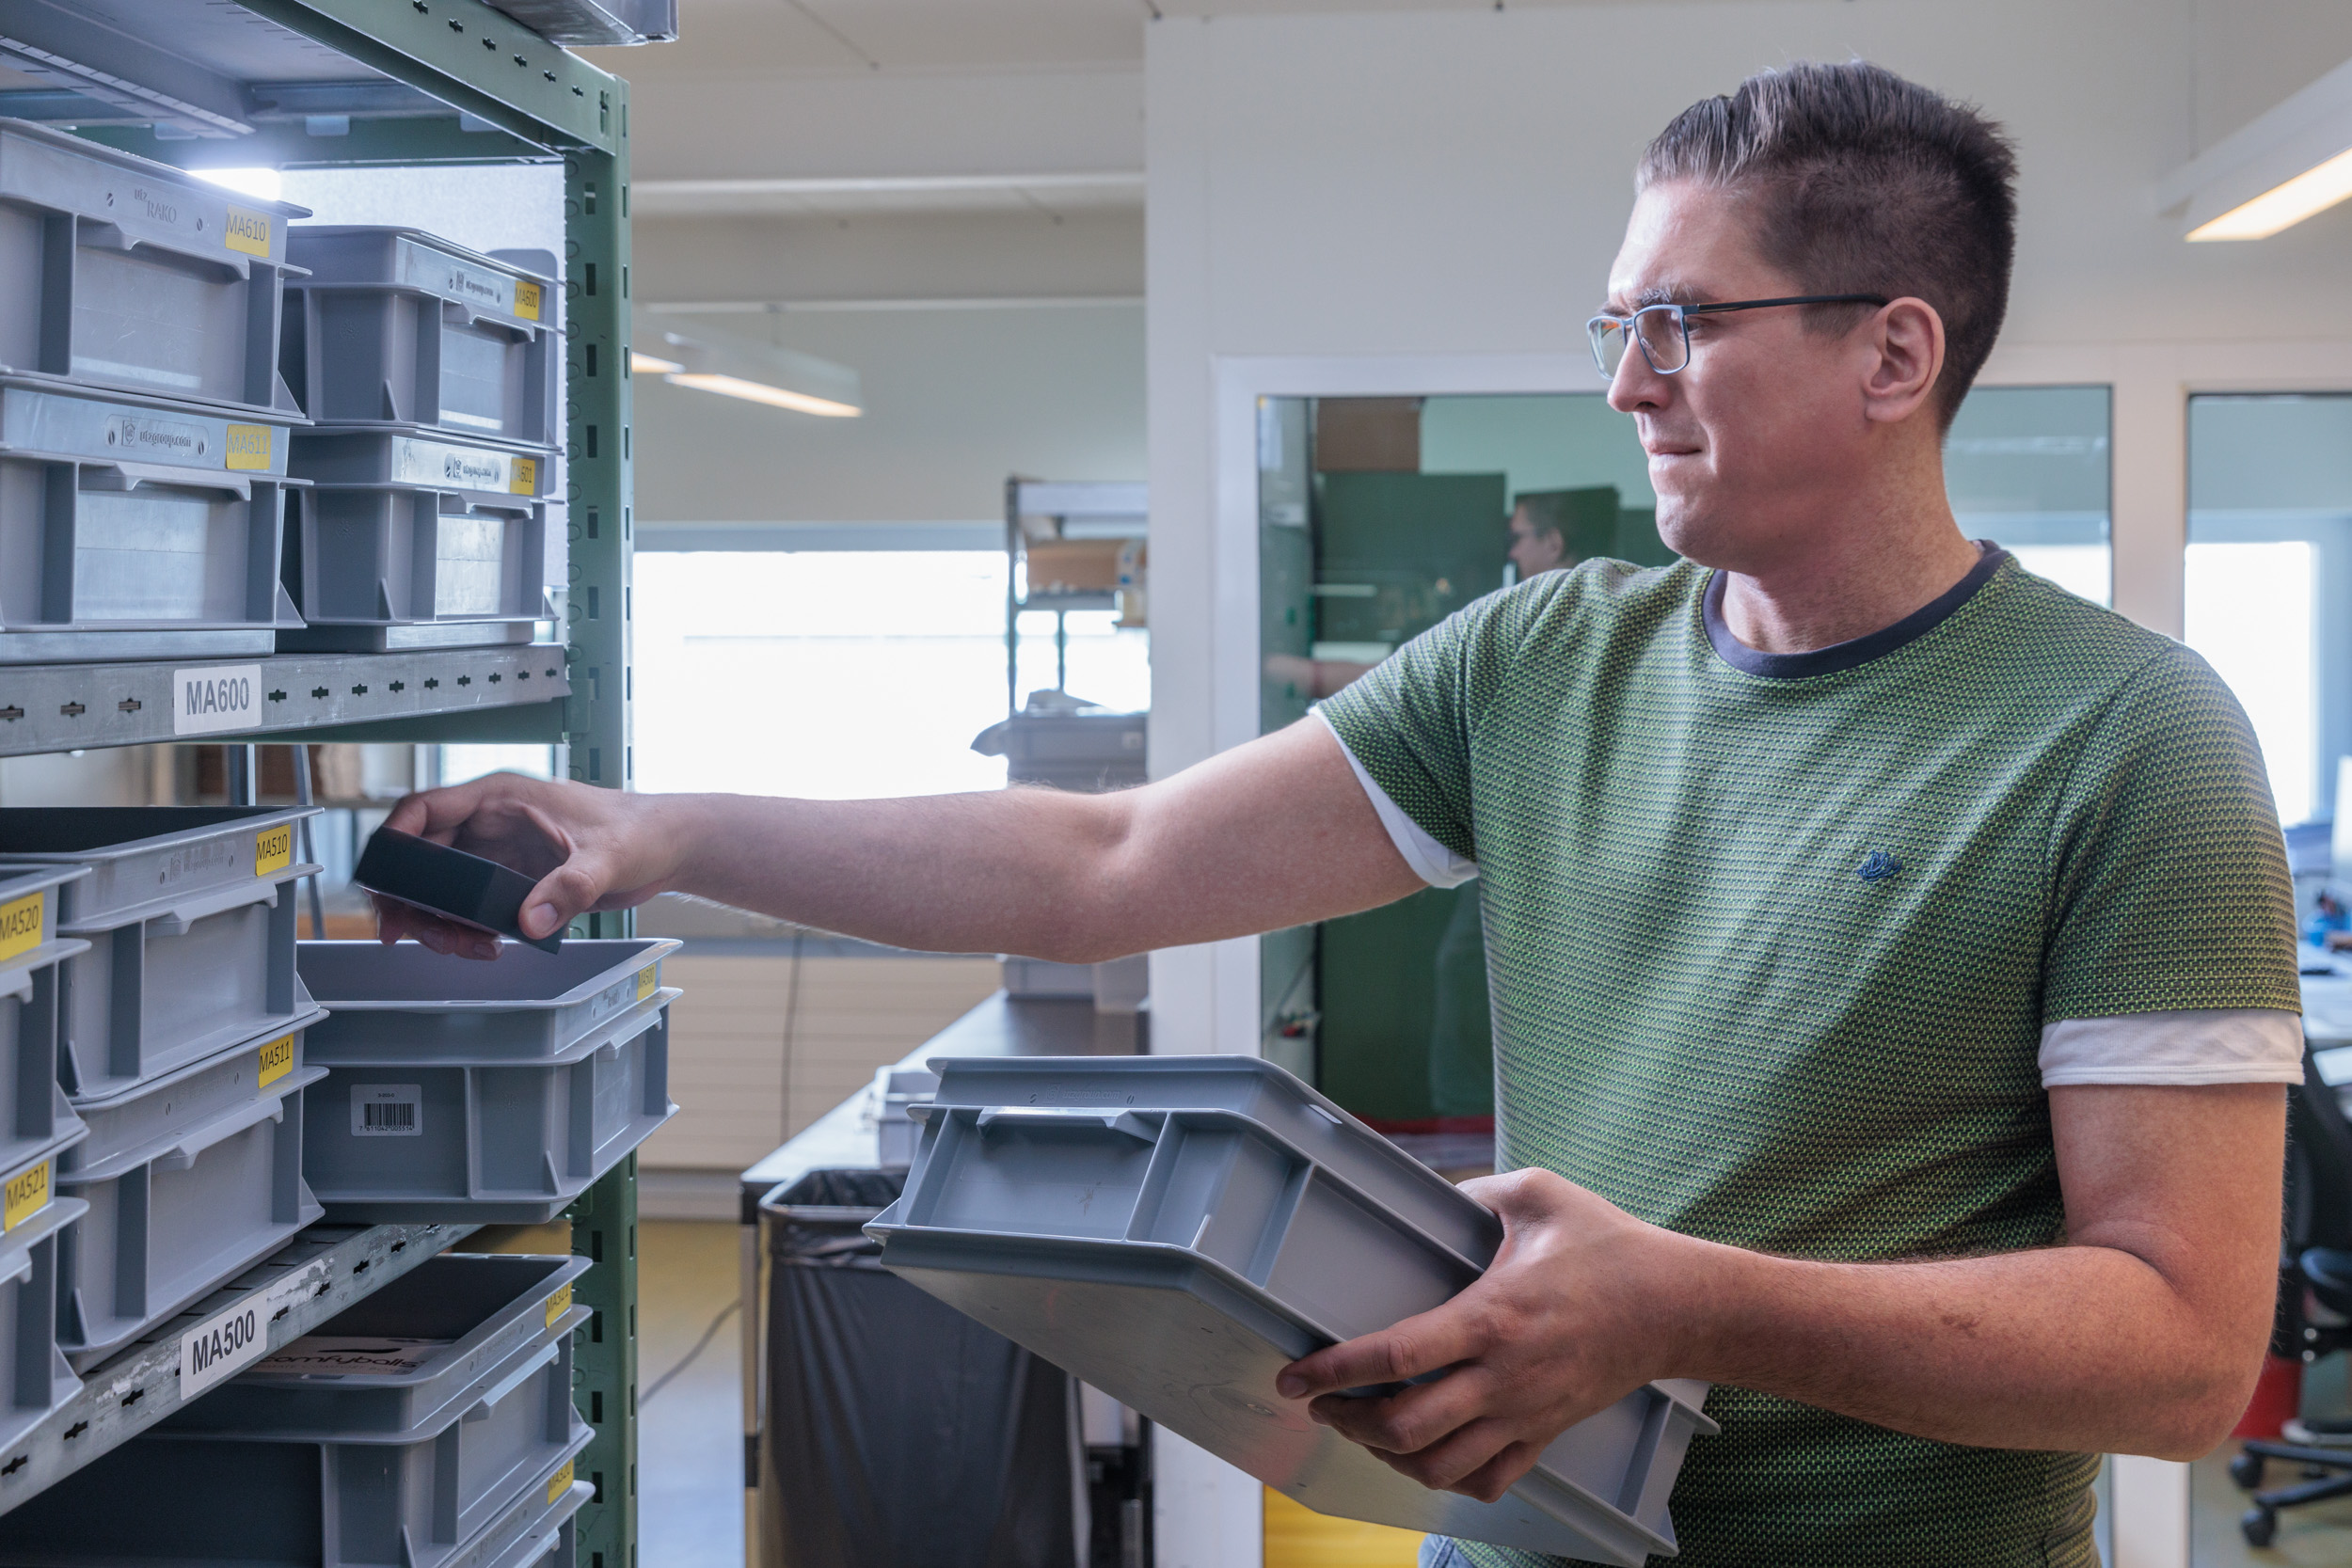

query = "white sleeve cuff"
[2039, 1008, 2304, 1087]
[1311, 709, 1479, 888]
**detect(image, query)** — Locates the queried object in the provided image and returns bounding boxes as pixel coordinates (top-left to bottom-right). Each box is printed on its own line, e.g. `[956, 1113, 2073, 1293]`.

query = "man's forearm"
[1672, 1237, 2260, 1459]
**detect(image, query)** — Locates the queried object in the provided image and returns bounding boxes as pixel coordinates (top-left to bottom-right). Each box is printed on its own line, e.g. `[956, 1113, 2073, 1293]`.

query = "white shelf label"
[171, 666, 263, 736]
[180, 1298, 268, 1398]
[351, 1085, 422, 1137]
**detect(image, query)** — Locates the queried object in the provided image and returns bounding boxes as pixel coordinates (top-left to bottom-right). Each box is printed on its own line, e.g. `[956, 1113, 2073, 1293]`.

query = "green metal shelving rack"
[0, 2, 644, 1560]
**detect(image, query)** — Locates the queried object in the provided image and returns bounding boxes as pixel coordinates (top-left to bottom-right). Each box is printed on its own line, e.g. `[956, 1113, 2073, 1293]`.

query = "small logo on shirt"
[1856, 850, 1901, 884]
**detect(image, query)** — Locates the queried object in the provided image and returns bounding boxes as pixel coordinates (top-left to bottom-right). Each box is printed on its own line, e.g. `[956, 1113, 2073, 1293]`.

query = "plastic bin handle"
[151, 1090, 288, 1173]
[0, 1241, 33, 1292]
[149, 872, 310, 935]
[460, 1338, 563, 1423]
[78, 459, 255, 502]
[974, 1107, 1159, 1143]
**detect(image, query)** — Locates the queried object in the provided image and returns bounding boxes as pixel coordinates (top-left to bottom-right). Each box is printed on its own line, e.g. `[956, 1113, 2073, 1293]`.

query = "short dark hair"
[1638, 61, 2018, 426]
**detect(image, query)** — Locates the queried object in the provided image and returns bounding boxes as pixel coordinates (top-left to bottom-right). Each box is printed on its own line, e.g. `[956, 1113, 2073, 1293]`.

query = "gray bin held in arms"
[0, 375, 307, 662]
[0, 1254, 594, 1568]
[0, 119, 309, 418]
[0, 808, 322, 1101]
[282, 427, 553, 653]
[56, 1008, 328, 1370]
[283, 228, 561, 449]
[869, 1054, 1718, 1565]
[295, 940, 680, 1224]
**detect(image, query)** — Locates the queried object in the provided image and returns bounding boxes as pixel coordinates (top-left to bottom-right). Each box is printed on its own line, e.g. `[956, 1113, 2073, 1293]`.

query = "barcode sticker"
[636, 966, 656, 1002]
[351, 1085, 422, 1137]
[0, 891, 41, 965]
[258, 1034, 295, 1090]
[515, 278, 544, 322]
[547, 1459, 575, 1506]
[509, 455, 537, 495]
[255, 824, 293, 878]
[3, 1160, 49, 1231]
[545, 1281, 572, 1329]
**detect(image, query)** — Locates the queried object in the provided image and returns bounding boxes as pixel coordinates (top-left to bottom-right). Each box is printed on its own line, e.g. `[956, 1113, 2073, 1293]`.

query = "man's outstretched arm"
[377, 715, 1426, 960]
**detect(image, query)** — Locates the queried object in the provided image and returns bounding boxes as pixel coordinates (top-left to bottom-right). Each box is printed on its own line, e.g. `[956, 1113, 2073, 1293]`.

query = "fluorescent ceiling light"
[2159, 56, 2352, 242]
[631, 309, 862, 418]
[2187, 146, 2352, 240]
[661, 373, 860, 418]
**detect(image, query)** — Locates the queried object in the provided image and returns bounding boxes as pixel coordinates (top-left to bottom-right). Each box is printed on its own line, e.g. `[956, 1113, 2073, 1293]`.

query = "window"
[1944, 386, 2112, 606]
[2185, 394, 2352, 828]
[633, 550, 1148, 800]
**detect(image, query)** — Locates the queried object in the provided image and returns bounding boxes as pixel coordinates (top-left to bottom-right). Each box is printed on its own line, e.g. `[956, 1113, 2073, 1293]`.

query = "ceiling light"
[660, 373, 860, 418]
[2159, 56, 2352, 242]
[631, 309, 862, 418]
[2187, 146, 2352, 240]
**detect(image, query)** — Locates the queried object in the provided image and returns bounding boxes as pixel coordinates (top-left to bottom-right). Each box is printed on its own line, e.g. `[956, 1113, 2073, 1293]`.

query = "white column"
[2108, 1454, 2189, 1568]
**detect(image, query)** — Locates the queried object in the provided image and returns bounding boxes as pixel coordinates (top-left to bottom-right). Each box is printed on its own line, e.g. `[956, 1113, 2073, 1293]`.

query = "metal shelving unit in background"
[0, 3, 643, 1562]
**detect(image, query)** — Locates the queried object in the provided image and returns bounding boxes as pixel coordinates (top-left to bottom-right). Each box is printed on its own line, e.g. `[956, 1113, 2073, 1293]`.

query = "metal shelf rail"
[0, 2, 644, 1562]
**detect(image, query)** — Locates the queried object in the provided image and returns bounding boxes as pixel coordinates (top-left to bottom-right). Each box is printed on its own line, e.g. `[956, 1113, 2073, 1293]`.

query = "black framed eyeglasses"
[1586, 294, 1891, 378]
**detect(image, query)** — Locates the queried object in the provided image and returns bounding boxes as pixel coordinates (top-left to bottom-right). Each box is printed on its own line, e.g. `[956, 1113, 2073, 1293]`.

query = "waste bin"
[757, 1169, 1081, 1568]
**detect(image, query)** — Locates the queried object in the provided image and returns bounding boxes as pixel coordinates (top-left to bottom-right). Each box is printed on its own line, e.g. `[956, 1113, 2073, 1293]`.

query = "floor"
[2191, 1445, 2352, 1567]
[640, 1220, 748, 1568]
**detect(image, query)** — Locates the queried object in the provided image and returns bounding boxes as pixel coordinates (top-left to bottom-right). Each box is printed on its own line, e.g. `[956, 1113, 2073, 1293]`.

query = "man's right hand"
[375, 774, 688, 958]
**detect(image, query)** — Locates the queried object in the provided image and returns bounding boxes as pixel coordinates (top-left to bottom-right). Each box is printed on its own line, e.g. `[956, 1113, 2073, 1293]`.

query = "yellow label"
[514, 278, 544, 322]
[547, 1459, 574, 1506]
[225, 424, 273, 471]
[255, 824, 293, 878]
[0, 892, 40, 965]
[509, 455, 537, 496]
[636, 966, 656, 1002]
[258, 1034, 295, 1091]
[545, 1281, 572, 1330]
[224, 206, 272, 258]
[4, 1162, 49, 1232]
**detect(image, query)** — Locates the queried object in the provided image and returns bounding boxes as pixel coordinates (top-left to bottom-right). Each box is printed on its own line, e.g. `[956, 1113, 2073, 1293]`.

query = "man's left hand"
[1273, 1168, 1699, 1502]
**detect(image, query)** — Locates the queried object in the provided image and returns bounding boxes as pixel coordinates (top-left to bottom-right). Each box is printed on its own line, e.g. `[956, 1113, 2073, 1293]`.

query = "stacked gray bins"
[295, 939, 679, 1222]
[0, 809, 333, 1369]
[278, 228, 559, 652]
[0, 1252, 595, 1567]
[0, 869, 90, 1453]
[868, 1054, 1720, 1565]
[0, 119, 311, 661]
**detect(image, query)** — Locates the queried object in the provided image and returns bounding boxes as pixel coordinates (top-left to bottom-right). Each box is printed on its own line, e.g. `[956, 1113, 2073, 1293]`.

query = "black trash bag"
[760, 1168, 1079, 1568]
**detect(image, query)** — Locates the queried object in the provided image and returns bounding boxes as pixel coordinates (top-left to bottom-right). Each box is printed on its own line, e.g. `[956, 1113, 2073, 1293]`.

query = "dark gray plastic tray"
[352, 828, 563, 956]
[295, 940, 679, 1223]
[0, 375, 307, 662]
[871, 1055, 1716, 1564]
[0, 1342, 592, 1568]
[284, 228, 560, 447]
[169, 1251, 591, 1437]
[0, 868, 90, 1180]
[0, 808, 319, 1101]
[56, 1014, 328, 1369]
[0, 119, 309, 417]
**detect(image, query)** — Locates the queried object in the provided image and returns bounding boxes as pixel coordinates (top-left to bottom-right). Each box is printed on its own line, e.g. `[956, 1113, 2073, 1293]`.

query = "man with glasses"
[384, 61, 2297, 1568]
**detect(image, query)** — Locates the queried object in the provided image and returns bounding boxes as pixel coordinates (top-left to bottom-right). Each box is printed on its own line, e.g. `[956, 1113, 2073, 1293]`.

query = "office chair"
[2231, 1046, 2352, 1546]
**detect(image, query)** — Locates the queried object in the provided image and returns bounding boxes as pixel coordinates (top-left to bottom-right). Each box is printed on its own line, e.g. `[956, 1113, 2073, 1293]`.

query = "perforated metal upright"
[0, 2, 646, 1557]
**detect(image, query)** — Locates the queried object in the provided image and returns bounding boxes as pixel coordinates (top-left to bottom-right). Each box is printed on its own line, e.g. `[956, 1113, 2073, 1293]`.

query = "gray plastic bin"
[0, 1195, 86, 1459]
[0, 1325, 592, 1568]
[283, 228, 560, 448]
[0, 374, 306, 662]
[0, 119, 309, 418]
[870, 1055, 1718, 1565]
[296, 940, 680, 1223]
[56, 1012, 329, 1368]
[279, 466, 552, 653]
[0, 869, 90, 1180]
[0, 808, 322, 1101]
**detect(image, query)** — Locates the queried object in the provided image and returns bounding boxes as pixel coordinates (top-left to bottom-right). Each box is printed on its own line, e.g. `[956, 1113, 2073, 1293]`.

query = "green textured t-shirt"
[1318, 548, 2299, 1568]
